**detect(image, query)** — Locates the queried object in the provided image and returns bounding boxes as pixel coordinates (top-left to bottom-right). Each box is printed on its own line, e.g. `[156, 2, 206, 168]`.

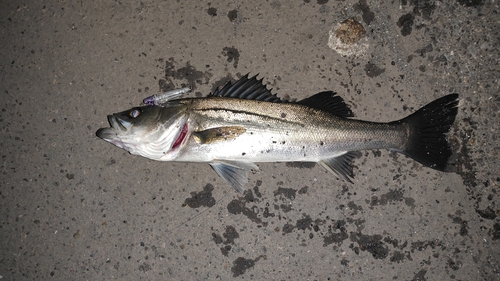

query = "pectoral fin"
[209, 160, 259, 194]
[318, 151, 361, 183]
[193, 126, 246, 144]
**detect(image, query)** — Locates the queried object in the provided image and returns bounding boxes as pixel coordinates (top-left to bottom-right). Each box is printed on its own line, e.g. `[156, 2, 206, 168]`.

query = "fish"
[96, 74, 459, 193]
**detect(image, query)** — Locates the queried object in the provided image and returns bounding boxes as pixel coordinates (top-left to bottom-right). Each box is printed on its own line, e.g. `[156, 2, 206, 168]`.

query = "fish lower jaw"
[109, 139, 134, 153]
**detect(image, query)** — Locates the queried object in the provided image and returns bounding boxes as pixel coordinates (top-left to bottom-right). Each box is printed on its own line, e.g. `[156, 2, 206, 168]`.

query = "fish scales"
[178, 97, 408, 162]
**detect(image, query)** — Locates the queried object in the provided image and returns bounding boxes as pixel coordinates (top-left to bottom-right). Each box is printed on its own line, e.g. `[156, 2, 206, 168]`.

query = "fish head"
[96, 102, 189, 161]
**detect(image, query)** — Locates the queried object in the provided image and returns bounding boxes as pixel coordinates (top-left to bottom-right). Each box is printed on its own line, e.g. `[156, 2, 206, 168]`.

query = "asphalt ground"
[1, 1, 499, 280]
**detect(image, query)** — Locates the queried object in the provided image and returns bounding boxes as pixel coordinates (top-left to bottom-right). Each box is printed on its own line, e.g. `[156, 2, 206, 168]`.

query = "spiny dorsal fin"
[298, 91, 354, 118]
[209, 74, 281, 102]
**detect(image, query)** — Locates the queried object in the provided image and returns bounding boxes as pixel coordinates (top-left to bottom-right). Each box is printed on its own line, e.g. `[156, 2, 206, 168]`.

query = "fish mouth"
[96, 126, 131, 151]
[97, 115, 128, 135]
[96, 115, 131, 150]
[107, 114, 128, 131]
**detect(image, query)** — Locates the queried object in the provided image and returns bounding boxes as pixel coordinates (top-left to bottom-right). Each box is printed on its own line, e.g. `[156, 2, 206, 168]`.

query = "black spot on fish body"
[280, 112, 287, 118]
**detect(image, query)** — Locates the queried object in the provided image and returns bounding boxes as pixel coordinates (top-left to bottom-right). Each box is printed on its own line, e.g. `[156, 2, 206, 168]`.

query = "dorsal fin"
[297, 91, 354, 118]
[209, 74, 282, 102]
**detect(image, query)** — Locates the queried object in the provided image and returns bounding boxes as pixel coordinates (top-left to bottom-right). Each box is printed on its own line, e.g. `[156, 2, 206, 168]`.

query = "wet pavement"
[1, 1, 499, 280]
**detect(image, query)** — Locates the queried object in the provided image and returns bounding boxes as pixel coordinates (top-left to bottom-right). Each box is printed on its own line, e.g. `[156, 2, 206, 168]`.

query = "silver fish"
[96, 74, 459, 193]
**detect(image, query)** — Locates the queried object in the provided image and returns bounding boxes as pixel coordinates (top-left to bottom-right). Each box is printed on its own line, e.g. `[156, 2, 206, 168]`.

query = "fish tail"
[394, 94, 459, 171]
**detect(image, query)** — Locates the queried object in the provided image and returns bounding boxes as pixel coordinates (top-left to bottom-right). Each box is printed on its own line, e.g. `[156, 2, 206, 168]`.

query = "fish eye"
[129, 108, 141, 118]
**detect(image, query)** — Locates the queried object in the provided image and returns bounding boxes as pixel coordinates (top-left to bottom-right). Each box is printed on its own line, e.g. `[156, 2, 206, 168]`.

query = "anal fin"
[209, 160, 259, 194]
[318, 151, 361, 183]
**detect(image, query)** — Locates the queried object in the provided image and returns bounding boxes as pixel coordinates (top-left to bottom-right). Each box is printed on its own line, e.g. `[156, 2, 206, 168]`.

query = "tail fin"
[394, 94, 459, 171]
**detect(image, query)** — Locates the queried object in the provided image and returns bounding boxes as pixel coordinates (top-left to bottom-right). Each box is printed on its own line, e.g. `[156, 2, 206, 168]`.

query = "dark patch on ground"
[263, 205, 275, 218]
[212, 225, 239, 256]
[397, 0, 437, 36]
[231, 256, 265, 277]
[354, 0, 375, 25]
[404, 197, 416, 209]
[222, 46, 240, 69]
[282, 215, 326, 237]
[390, 251, 406, 263]
[408, 0, 436, 20]
[367, 188, 413, 208]
[346, 217, 366, 233]
[448, 213, 469, 236]
[364, 62, 385, 78]
[138, 262, 151, 272]
[226, 186, 310, 226]
[227, 190, 267, 226]
[347, 201, 363, 215]
[285, 162, 316, 169]
[323, 220, 349, 246]
[415, 43, 433, 57]
[383, 236, 408, 251]
[298, 186, 308, 194]
[411, 269, 427, 281]
[253, 181, 263, 198]
[207, 7, 217, 16]
[296, 215, 313, 231]
[490, 222, 500, 240]
[157, 57, 211, 92]
[274, 187, 297, 200]
[447, 257, 462, 271]
[476, 206, 497, 220]
[276, 203, 292, 213]
[457, 0, 484, 7]
[228, 10, 238, 22]
[106, 158, 116, 166]
[397, 13, 414, 36]
[223, 225, 239, 244]
[350, 232, 388, 259]
[410, 240, 443, 252]
[282, 223, 295, 234]
[182, 184, 216, 208]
